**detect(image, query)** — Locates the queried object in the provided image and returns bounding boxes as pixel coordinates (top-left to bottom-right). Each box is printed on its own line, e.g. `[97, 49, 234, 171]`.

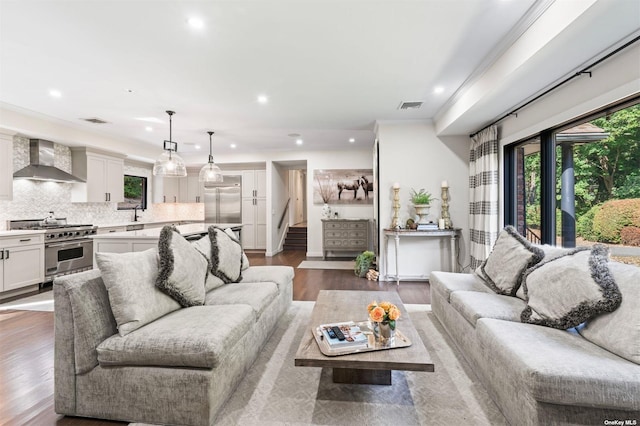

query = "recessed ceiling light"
[145, 126, 153, 132]
[125, 88, 134, 93]
[187, 17, 204, 29]
[349, 138, 355, 143]
[230, 144, 237, 149]
[434, 86, 445, 94]
[49, 89, 62, 98]
[296, 139, 303, 146]
[257, 95, 268, 104]
[195, 145, 201, 150]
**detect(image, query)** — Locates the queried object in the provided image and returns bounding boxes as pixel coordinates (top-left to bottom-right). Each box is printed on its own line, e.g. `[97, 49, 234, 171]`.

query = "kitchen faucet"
[133, 205, 143, 222]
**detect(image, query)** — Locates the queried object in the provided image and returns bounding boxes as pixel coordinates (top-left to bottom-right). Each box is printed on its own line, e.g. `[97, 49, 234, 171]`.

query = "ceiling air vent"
[81, 117, 109, 124]
[398, 101, 423, 110]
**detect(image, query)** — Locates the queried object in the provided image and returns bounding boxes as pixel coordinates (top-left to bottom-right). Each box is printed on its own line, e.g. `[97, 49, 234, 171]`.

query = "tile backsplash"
[0, 135, 203, 230]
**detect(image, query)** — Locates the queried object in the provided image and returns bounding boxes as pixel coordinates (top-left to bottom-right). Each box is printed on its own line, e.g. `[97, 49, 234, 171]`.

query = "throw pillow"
[515, 245, 590, 300]
[95, 248, 181, 337]
[156, 226, 207, 307]
[209, 226, 243, 283]
[191, 234, 226, 292]
[578, 261, 639, 364]
[478, 226, 544, 296]
[521, 244, 622, 330]
[224, 227, 250, 270]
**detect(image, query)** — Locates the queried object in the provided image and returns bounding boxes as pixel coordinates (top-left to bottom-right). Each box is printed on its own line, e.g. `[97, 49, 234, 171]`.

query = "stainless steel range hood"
[13, 139, 85, 183]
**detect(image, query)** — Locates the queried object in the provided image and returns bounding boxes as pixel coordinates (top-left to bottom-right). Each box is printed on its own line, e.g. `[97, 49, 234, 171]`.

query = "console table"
[383, 228, 461, 285]
[322, 219, 370, 259]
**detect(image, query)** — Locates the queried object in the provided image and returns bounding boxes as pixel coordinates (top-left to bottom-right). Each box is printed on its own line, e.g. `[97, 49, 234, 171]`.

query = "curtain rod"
[469, 34, 640, 139]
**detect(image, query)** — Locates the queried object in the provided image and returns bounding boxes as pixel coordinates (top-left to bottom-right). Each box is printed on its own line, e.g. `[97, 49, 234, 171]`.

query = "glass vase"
[373, 321, 395, 346]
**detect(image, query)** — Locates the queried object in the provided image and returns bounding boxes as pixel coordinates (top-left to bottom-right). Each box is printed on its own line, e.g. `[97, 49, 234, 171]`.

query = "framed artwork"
[313, 169, 373, 205]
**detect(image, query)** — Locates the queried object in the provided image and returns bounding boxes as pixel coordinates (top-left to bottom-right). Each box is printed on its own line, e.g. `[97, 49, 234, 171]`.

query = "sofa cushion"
[521, 245, 622, 329]
[95, 248, 181, 337]
[478, 226, 544, 296]
[430, 271, 493, 303]
[96, 304, 254, 369]
[450, 291, 526, 327]
[240, 265, 295, 290]
[205, 282, 278, 319]
[192, 235, 226, 292]
[157, 226, 207, 307]
[476, 318, 640, 411]
[209, 226, 244, 283]
[579, 261, 640, 364]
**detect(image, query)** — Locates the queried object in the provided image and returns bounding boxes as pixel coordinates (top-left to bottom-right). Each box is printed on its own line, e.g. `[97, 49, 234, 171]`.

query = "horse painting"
[358, 176, 373, 200]
[337, 180, 360, 200]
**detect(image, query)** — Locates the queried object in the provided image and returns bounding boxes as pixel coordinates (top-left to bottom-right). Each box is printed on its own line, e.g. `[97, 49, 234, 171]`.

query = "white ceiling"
[0, 0, 638, 165]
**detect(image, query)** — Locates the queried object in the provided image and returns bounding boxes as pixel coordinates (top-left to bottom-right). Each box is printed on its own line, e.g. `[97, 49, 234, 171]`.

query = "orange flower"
[369, 306, 385, 322]
[388, 306, 401, 321]
[379, 301, 392, 312]
[367, 301, 378, 313]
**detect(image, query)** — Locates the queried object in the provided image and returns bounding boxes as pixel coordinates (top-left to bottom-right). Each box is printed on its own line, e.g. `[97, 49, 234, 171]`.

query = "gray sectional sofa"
[431, 264, 640, 425]
[54, 226, 294, 426]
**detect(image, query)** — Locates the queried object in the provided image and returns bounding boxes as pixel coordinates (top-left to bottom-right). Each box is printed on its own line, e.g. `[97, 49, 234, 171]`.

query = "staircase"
[284, 226, 307, 251]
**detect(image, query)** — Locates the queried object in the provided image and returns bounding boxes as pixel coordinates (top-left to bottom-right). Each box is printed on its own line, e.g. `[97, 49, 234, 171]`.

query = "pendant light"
[198, 131, 223, 183]
[153, 110, 187, 177]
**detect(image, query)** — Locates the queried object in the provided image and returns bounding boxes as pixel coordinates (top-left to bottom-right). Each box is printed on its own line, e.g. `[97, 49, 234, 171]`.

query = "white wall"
[376, 120, 469, 279]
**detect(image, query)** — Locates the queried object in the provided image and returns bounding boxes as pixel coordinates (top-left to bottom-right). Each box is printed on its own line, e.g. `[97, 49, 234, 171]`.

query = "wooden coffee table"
[294, 290, 434, 385]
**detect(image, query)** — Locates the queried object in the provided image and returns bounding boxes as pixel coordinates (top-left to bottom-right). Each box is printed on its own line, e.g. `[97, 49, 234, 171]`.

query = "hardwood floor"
[0, 251, 430, 425]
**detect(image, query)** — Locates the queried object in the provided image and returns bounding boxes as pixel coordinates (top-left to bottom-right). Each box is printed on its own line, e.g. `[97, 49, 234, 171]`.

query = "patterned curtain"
[469, 125, 499, 270]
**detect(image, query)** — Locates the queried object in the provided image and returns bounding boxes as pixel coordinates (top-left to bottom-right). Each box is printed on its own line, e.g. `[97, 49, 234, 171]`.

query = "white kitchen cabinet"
[241, 169, 267, 250]
[0, 132, 14, 201]
[71, 148, 125, 203]
[153, 176, 183, 203]
[242, 169, 266, 198]
[180, 176, 203, 203]
[0, 233, 44, 294]
[96, 225, 127, 235]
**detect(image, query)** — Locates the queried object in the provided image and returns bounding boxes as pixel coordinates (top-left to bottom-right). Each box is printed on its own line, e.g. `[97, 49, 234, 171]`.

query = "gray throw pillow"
[224, 227, 250, 271]
[95, 248, 181, 337]
[515, 245, 590, 300]
[209, 226, 243, 283]
[578, 261, 639, 364]
[479, 226, 544, 296]
[521, 245, 622, 330]
[191, 235, 226, 292]
[157, 226, 207, 307]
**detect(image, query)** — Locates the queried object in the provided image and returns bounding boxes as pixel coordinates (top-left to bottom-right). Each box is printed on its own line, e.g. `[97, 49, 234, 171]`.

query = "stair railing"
[277, 198, 291, 230]
[526, 227, 542, 244]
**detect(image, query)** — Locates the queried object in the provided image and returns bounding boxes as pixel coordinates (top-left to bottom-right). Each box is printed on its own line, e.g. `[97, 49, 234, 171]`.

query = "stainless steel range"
[9, 218, 97, 282]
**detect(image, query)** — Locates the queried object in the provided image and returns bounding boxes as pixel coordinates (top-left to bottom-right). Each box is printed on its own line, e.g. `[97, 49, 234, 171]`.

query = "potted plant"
[354, 250, 375, 277]
[410, 188, 436, 224]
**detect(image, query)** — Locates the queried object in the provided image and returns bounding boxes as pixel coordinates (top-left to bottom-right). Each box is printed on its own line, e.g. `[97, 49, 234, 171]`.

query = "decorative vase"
[373, 321, 395, 346]
[322, 203, 332, 219]
[413, 204, 431, 224]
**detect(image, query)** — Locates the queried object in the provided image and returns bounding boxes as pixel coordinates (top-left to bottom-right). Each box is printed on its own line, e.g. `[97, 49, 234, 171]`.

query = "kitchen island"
[91, 223, 242, 261]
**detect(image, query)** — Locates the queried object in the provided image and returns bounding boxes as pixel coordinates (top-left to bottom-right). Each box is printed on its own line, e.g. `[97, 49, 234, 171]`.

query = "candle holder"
[391, 187, 400, 229]
[441, 185, 452, 229]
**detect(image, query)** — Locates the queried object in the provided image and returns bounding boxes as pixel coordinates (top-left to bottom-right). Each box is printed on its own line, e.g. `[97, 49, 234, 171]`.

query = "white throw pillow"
[209, 226, 244, 283]
[95, 248, 181, 336]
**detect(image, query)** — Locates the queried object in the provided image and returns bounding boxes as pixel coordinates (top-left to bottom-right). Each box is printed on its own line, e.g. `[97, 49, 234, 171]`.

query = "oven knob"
[58, 233, 64, 238]
[75, 231, 80, 236]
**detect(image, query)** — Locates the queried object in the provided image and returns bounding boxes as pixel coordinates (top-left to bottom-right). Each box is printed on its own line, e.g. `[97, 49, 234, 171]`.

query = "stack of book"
[319, 321, 369, 349]
[416, 222, 438, 231]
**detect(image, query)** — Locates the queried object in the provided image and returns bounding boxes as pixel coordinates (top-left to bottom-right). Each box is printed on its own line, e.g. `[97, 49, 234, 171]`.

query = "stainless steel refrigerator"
[204, 175, 242, 223]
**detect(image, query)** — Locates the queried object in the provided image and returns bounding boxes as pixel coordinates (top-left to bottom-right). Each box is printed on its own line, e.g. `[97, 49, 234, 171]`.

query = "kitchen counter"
[92, 223, 242, 239]
[95, 220, 202, 229]
[0, 229, 45, 237]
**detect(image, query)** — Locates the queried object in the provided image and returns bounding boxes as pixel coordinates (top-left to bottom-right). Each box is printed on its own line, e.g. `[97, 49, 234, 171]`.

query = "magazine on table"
[319, 321, 370, 349]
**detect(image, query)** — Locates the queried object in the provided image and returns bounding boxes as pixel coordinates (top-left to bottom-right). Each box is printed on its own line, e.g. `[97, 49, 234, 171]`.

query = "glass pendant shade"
[154, 151, 187, 177]
[199, 131, 224, 183]
[199, 162, 223, 183]
[153, 110, 187, 177]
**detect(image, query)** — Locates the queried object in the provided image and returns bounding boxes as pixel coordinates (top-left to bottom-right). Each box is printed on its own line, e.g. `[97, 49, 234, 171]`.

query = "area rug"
[209, 301, 506, 425]
[0, 290, 53, 312]
[297, 260, 355, 270]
